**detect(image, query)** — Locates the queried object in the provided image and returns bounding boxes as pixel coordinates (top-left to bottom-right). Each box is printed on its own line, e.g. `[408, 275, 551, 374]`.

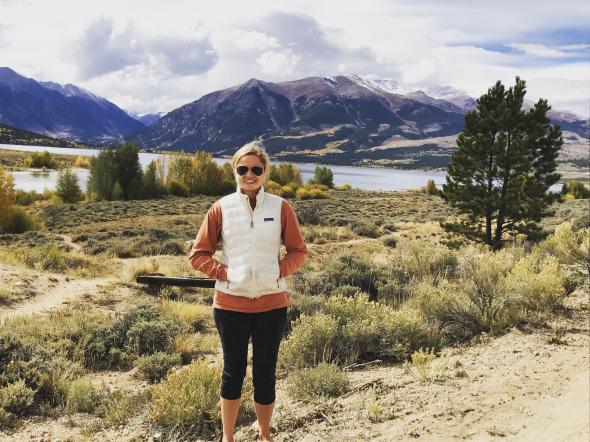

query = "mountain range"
[0, 67, 144, 144]
[0, 67, 587, 168]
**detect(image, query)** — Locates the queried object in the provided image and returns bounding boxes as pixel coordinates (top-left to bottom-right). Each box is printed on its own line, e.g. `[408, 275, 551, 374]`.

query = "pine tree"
[442, 77, 562, 249]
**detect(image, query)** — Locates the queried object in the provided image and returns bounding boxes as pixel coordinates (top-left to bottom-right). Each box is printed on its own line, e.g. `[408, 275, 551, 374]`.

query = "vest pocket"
[255, 260, 281, 293]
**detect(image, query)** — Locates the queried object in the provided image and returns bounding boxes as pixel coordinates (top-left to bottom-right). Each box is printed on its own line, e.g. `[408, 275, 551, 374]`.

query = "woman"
[189, 141, 307, 442]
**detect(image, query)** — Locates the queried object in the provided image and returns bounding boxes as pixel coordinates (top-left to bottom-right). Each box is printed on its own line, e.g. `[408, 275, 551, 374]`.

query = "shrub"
[377, 280, 408, 307]
[0, 408, 16, 428]
[561, 181, 590, 199]
[5, 206, 37, 233]
[324, 295, 431, 364]
[281, 296, 431, 368]
[382, 235, 397, 248]
[167, 179, 190, 196]
[0, 381, 35, 415]
[99, 389, 148, 427]
[398, 240, 458, 281]
[74, 156, 91, 168]
[506, 252, 565, 313]
[65, 380, 100, 413]
[23, 151, 54, 168]
[149, 360, 222, 432]
[135, 352, 182, 383]
[538, 223, 589, 269]
[352, 221, 380, 238]
[333, 285, 363, 298]
[280, 313, 338, 369]
[287, 363, 349, 402]
[296, 187, 332, 200]
[126, 319, 177, 356]
[82, 303, 184, 369]
[264, 180, 284, 197]
[0, 288, 13, 304]
[14, 189, 46, 206]
[173, 333, 201, 364]
[402, 348, 449, 383]
[324, 253, 384, 299]
[422, 179, 441, 196]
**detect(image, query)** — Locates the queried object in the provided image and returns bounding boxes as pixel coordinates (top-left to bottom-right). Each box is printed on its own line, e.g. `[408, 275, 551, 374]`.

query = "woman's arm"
[188, 202, 228, 281]
[279, 200, 308, 277]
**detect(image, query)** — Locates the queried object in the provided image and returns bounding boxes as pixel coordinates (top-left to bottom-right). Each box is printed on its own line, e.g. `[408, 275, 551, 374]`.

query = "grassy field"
[0, 188, 588, 441]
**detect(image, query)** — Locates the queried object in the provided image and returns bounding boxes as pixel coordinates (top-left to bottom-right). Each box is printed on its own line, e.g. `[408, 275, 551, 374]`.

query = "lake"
[1, 144, 453, 192]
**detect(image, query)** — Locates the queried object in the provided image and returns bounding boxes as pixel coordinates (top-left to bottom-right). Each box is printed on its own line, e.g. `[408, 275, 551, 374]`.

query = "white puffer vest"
[214, 186, 288, 298]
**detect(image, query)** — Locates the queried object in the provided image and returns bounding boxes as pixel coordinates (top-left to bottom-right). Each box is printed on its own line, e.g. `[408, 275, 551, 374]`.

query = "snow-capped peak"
[40, 81, 108, 105]
[343, 74, 409, 95]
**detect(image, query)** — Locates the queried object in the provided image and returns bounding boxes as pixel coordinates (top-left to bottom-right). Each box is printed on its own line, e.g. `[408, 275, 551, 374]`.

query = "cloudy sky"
[1, 0, 588, 117]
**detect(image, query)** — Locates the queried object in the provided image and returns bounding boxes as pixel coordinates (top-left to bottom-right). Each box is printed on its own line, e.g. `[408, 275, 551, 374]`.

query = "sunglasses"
[236, 166, 264, 176]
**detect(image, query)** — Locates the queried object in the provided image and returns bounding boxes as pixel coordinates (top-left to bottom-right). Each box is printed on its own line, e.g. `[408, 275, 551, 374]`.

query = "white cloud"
[0, 0, 587, 117]
[508, 43, 584, 58]
[257, 49, 300, 76]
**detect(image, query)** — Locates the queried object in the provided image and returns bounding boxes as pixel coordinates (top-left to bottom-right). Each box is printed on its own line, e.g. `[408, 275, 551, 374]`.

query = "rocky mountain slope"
[0, 67, 144, 144]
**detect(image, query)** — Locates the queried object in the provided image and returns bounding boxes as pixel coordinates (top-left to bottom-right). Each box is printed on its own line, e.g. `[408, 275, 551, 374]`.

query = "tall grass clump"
[396, 239, 458, 282]
[99, 389, 149, 427]
[160, 300, 211, 331]
[287, 362, 349, 402]
[65, 380, 100, 413]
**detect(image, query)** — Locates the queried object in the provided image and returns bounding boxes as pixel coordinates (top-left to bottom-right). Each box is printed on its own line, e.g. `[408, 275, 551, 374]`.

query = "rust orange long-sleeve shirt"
[189, 199, 307, 313]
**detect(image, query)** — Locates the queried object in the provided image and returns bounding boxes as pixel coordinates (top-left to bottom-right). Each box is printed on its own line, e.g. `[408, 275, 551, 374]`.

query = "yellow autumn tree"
[0, 166, 16, 228]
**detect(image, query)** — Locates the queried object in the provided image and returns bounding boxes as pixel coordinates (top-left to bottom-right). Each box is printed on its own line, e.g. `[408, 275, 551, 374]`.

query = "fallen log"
[135, 274, 216, 288]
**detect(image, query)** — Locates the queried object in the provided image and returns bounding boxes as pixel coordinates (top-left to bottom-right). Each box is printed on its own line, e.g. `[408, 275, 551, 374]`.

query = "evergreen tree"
[442, 77, 562, 249]
[55, 169, 82, 203]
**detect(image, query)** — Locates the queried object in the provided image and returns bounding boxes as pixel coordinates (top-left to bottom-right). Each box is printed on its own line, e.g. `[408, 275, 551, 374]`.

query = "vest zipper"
[246, 196, 256, 299]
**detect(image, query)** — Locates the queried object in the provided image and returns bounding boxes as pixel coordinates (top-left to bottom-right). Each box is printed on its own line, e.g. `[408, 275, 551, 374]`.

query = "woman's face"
[234, 154, 266, 194]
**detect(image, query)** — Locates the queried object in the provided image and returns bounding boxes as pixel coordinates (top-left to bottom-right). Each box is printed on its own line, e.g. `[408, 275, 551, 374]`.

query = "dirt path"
[0, 274, 104, 320]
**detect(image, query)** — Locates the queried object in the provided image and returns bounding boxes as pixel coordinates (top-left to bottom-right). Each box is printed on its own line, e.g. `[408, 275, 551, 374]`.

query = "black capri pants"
[213, 307, 287, 405]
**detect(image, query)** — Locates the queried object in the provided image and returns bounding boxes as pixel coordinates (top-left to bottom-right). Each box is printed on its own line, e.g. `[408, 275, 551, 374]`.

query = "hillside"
[0, 67, 145, 144]
[0, 123, 94, 149]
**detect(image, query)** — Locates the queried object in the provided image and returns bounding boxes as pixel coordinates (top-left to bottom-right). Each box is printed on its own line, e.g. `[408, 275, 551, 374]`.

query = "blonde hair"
[231, 141, 271, 181]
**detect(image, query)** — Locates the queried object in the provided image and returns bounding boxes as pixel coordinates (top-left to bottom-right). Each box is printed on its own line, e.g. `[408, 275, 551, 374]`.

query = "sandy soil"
[269, 290, 590, 442]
